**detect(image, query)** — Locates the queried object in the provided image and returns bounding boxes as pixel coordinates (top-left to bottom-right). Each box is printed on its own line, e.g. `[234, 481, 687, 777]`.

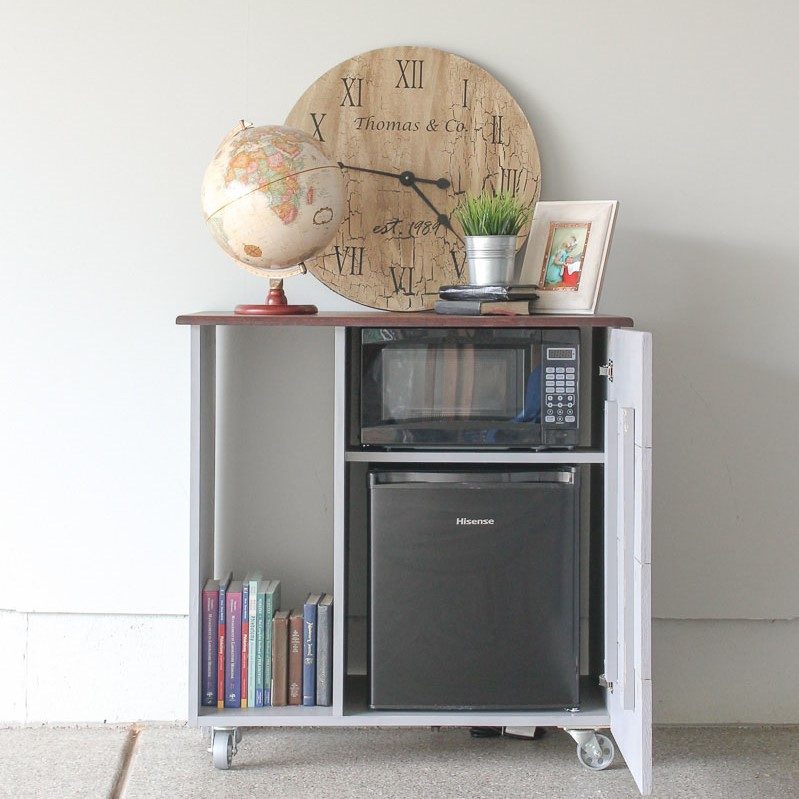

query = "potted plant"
[453, 192, 534, 285]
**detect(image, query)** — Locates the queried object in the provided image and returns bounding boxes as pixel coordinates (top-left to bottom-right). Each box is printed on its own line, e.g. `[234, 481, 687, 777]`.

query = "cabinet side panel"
[333, 327, 347, 715]
[189, 325, 216, 725]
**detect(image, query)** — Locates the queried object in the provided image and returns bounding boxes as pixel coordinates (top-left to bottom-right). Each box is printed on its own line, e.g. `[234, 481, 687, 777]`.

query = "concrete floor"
[0, 725, 796, 799]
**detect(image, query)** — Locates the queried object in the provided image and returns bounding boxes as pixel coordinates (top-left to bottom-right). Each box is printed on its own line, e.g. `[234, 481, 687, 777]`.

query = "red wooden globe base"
[235, 279, 318, 316]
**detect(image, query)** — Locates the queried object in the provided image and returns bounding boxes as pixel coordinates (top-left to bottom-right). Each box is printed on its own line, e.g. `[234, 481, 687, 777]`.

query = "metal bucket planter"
[464, 235, 517, 285]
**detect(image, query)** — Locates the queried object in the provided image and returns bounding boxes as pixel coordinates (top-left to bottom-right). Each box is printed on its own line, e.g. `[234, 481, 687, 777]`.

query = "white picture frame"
[519, 200, 618, 314]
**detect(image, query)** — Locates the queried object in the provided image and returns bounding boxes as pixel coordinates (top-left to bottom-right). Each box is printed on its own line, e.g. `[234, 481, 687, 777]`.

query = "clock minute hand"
[337, 162, 399, 180]
[338, 162, 449, 189]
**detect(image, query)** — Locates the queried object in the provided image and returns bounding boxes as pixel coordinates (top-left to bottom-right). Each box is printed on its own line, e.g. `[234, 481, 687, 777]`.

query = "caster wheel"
[576, 733, 614, 770]
[212, 730, 233, 770]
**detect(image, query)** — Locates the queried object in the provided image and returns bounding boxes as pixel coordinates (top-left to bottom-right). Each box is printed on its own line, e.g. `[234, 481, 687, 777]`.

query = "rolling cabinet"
[176, 312, 652, 794]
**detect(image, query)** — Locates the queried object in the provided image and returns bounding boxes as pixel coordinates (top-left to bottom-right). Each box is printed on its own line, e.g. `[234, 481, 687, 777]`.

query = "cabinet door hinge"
[599, 360, 614, 382]
[598, 674, 614, 692]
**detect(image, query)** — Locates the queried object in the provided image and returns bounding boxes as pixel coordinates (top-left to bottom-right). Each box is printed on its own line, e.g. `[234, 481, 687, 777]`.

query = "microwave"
[349, 328, 584, 450]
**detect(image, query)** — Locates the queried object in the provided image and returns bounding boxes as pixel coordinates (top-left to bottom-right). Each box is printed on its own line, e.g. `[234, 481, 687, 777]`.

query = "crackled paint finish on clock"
[285, 47, 541, 311]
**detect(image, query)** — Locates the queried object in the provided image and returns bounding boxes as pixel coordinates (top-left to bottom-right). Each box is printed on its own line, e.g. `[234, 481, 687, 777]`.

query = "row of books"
[201, 574, 333, 708]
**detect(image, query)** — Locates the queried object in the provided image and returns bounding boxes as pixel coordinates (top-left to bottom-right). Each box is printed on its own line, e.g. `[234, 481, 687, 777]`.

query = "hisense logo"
[456, 518, 495, 525]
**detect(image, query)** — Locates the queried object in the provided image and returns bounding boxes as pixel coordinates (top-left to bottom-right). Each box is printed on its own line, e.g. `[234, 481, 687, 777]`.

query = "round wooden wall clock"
[285, 46, 541, 311]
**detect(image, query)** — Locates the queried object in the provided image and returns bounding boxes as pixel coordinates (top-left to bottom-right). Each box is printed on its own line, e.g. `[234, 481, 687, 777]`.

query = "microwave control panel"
[542, 341, 579, 446]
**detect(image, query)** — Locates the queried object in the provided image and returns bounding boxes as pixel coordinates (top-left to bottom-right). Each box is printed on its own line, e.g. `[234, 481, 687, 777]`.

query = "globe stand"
[235, 278, 318, 316]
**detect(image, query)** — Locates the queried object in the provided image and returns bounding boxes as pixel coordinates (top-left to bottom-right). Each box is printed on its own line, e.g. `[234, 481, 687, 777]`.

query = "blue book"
[315, 594, 333, 707]
[224, 581, 243, 708]
[302, 593, 322, 706]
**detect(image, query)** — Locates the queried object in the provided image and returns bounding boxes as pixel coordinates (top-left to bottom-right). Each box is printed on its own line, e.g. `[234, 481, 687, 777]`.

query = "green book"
[247, 574, 262, 706]
[263, 579, 281, 705]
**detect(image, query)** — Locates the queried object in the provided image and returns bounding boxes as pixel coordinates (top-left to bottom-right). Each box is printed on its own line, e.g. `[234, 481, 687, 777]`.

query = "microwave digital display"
[546, 347, 576, 361]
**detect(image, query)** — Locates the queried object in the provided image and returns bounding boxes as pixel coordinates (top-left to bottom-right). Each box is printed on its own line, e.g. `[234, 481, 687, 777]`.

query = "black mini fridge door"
[369, 468, 579, 710]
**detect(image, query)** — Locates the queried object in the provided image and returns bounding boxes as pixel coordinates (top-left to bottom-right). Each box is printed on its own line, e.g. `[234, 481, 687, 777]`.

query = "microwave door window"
[469, 349, 521, 419]
[379, 346, 525, 423]
[381, 347, 460, 421]
[434, 347, 478, 418]
[424, 346, 438, 417]
[381, 347, 436, 422]
[440, 347, 459, 417]
[460, 346, 475, 415]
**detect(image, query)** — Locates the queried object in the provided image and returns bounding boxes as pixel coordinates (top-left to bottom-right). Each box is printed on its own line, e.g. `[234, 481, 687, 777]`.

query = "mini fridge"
[369, 467, 579, 710]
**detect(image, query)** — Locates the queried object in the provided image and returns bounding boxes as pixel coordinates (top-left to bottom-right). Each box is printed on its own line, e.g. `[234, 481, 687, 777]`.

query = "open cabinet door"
[604, 328, 652, 795]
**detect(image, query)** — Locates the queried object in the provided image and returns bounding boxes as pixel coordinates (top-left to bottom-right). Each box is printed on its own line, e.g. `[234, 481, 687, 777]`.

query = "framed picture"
[519, 201, 618, 313]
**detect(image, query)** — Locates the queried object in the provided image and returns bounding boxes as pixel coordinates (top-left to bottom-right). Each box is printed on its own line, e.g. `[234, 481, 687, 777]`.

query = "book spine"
[302, 601, 318, 706]
[240, 582, 249, 708]
[224, 588, 242, 708]
[434, 299, 480, 315]
[201, 587, 218, 707]
[271, 614, 289, 706]
[216, 581, 227, 709]
[264, 583, 280, 705]
[288, 613, 303, 706]
[254, 591, 266, 707]
[316, 599, 333, 707]
[247, 580, 257, 706]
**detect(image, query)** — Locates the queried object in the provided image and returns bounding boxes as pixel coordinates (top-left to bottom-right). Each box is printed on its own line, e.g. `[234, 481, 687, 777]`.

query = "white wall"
[2, 0, 798, 722]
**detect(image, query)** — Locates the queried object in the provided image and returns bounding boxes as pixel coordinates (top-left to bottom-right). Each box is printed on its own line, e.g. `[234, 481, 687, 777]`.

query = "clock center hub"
[399, 170, 415, 186]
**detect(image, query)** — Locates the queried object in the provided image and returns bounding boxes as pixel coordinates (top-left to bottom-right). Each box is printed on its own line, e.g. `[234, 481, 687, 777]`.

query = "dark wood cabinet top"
[176, 311, 634, 328]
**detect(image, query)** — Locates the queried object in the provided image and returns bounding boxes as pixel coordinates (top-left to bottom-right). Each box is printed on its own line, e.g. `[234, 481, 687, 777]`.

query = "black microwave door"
[359, 330, 543, 448]
[369, 474, 579, 710]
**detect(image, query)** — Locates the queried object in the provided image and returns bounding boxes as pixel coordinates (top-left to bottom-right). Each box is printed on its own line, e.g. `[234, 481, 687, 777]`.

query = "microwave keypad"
[544, 365, 577, 426]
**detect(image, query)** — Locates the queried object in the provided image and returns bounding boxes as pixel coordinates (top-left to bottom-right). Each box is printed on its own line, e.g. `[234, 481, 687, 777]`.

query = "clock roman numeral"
[396, 59, 424, 89]
[450, 249, 467, 279]
[491, 114, 505, 145]
[340, 77, 363, 107]
[500, 166, 522, 196]
[310, 112, 326, 142]
[389, 266, 415, 295]
[461, 78, 469, 108]
[334, 245, 365, 276]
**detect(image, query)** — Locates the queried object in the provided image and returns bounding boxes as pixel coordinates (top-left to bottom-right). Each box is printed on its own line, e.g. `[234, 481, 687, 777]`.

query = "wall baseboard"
[0, 610, 187, 724]
[2, 611, 797, 724]
[653, 617, 799, 724]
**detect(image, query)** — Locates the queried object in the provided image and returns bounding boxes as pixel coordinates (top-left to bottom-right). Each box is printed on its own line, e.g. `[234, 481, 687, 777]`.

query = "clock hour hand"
[338, 162, 450, 189]
[408, 183, 464, 244]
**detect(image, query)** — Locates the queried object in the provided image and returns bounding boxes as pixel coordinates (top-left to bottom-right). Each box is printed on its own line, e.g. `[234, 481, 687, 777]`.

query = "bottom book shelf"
[193, 676, 609, 728]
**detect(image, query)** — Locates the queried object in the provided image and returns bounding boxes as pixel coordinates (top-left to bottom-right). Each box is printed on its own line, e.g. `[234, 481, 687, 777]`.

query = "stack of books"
[201, 574, 333, 709]
[434, 284, 540, 316]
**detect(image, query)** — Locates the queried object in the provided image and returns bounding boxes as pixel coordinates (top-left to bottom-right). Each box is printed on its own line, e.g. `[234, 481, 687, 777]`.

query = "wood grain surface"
[176, 312, 633, 328]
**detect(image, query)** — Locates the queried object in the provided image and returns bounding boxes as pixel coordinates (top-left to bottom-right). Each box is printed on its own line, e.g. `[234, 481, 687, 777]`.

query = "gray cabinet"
[179, 314, 652, 793]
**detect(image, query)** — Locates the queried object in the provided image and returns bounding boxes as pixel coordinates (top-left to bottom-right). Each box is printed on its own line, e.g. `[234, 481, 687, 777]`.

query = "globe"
[201, 121, 345, 314]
